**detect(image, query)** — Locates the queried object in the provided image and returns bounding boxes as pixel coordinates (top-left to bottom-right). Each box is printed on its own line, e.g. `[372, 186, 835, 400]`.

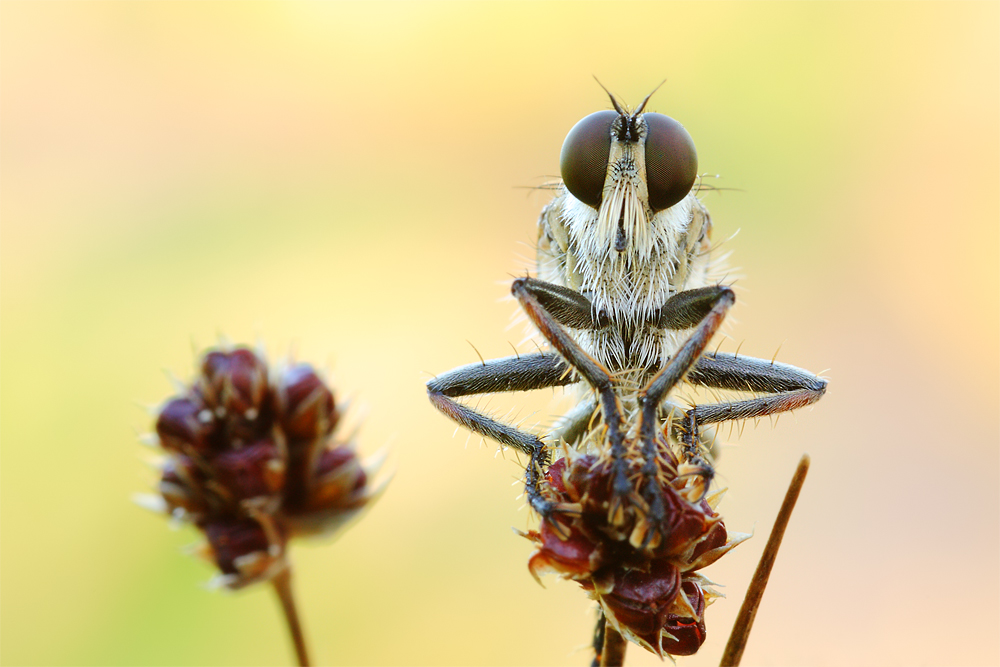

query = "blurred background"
[2, 2, 997, 665]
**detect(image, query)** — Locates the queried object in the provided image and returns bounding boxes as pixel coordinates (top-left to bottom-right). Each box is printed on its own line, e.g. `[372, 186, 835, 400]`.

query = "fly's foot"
[676, 459, 714, 503]
[536, 501, 584, 540]
[607, 458, 634, 528]
[634, 488, 667, 552]
[625, 456, 666, 551]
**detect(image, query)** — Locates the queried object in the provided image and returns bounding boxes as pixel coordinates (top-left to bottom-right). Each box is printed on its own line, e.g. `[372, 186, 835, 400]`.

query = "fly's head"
[560, 86, 697, 255]
[539, 84, 715, 327]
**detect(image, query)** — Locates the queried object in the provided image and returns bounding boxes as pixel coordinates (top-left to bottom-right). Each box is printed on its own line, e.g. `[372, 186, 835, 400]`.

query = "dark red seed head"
[211, 440, 284, 501]
[204, 518, 274, 575]
[689, 514, 728, 563]
[660, 581, 707, 656]
[159, 455, 208, 515]
[544, 457, 569, 494]
[276, 364, 337, 442]
[528, 517, 601, 581]
[156, 396, 217, 455]
[601, 559, 682, 651]
[200, 348, 270, 421]
[525, 443, 737, 659]
[315, 447, 366, 490]
[145, 344, 383, 590]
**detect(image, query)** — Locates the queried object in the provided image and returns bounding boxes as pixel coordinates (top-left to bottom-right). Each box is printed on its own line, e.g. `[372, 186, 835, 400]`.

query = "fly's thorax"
[538, 189, 715, 322]
[575, 323, 691, 372]
[537, 195, 580, 290]
[536, 184, 718, 371]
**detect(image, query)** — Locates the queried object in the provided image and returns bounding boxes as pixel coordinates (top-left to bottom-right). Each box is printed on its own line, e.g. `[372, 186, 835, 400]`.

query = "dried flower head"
[140, 344, 386, 589]
[523, 440, 748, 659]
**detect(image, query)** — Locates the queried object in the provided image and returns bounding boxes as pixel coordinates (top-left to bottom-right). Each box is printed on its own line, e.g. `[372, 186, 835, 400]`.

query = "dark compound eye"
[643, 113, 698, 212]
[560, 110, 617, 209]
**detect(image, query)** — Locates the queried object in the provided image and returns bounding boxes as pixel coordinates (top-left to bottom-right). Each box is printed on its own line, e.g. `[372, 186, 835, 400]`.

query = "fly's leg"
[519, 278, 611, 330]
[660, 399, 721, 463]
[427, 352, 578, 516]
[678, 352, 828, 455]
[651, 285, 734, 331]
[548, 395, 598, 447]
[515, 278, 606, 446]
[512, 278, 632, 522]
[638, 286, 736, 519]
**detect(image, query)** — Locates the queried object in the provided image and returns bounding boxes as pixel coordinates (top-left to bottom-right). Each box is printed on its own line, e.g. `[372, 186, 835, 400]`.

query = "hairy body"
[537, 190, 716, 375]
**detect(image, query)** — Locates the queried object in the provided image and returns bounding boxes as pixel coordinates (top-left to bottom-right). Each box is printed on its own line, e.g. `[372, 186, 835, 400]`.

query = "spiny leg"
[635, 286, 740, 486]
[428, 352, 576, 397]
[548, 395, 599, 447]
[512, 280, 731, 518]
[640, 286, 736, 412]
[512, 278, 633, 514]
[651, 285, 734, 330]
[513, 278, 606, 469]
[637, 286, 736, 516]
[427, 352, 578, 515]
[517, 277, 611, 331]
[678, 351, 827, 451]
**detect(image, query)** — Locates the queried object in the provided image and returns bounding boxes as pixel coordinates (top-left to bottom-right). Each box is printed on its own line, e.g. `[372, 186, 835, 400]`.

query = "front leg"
[512, 279, 632, 519]
[637, 286, 736, 505]
[518, 277, 610, 330]
[427, 352, 577, 515]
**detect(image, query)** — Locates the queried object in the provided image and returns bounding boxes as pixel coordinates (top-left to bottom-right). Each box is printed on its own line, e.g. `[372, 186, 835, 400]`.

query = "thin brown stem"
[720, 454, 810, 667]
[600, 619, 627, 667]
[272, 566, 311, 667]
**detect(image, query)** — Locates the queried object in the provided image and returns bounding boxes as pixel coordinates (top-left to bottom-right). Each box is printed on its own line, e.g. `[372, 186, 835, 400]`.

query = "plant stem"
[720, 454, 810, 667]
[600, 620, 627, 667]
[272, 566, 311, 667]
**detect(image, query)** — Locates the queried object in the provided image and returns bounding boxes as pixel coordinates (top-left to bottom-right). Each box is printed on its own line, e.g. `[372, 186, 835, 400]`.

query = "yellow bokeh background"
[2, 2, 997, 665]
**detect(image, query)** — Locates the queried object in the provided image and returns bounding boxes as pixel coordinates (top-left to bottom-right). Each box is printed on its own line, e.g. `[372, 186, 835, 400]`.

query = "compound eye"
[643, 113, 698, 212]
[560, 110, 617, 209]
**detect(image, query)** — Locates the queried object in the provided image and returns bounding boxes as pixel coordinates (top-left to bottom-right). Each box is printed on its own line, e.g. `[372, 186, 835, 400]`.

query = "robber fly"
[426, 84, 826, 659]
[429, 83, 825, 509]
